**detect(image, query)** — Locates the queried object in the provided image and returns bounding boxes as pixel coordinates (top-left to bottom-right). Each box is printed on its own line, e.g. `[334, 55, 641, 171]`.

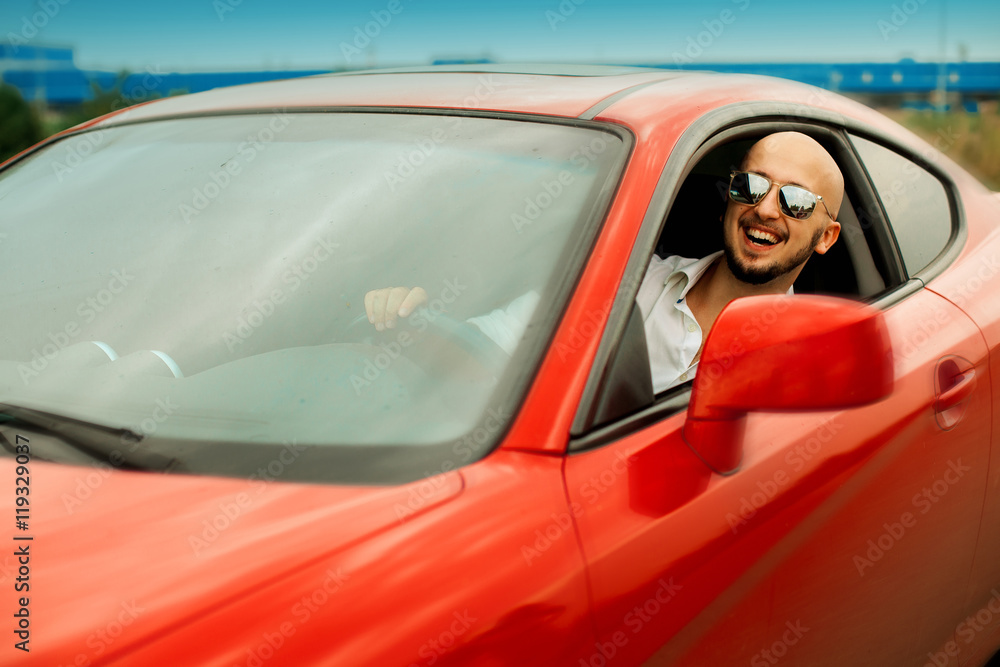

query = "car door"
[848, 133, 1000, 666]
[561, 121, 991, 666]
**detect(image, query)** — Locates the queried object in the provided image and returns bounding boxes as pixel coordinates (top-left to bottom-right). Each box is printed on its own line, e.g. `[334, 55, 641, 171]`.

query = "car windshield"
[0, 111, 626, 482]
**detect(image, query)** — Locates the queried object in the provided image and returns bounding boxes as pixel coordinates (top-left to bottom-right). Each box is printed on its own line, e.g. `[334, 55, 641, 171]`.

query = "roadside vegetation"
[1, 82, 998, 191]
[0, 84, 43, 163]
[0, 75, 178, 164]
[885, 102, 1000, 190]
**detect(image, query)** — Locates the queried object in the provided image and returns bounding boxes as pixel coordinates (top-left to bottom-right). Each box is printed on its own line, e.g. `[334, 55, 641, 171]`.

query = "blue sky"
[3, 0, 998, 72]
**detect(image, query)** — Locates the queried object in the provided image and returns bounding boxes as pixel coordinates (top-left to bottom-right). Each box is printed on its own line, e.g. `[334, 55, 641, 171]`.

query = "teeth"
[746, 228, 780, 245]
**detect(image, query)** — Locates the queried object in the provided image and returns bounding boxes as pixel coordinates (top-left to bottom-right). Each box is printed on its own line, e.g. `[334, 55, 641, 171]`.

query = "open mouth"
[743, 226, 782, 248]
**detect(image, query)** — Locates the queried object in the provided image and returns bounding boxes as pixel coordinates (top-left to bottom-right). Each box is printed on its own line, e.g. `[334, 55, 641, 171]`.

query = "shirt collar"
[667, 250, 724, 302]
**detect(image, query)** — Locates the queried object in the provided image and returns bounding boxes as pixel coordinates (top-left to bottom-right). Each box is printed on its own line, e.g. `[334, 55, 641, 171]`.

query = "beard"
[724, 215, 824, 286]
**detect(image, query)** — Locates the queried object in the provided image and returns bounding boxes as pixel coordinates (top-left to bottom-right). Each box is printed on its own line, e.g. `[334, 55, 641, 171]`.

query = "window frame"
[2, 107, 639, 484]
[569, 101, 967, 452]
[844, 131, 964, 283]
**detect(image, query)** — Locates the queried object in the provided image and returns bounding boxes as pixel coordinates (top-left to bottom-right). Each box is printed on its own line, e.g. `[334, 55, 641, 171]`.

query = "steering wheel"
[341, 309, 509, 381]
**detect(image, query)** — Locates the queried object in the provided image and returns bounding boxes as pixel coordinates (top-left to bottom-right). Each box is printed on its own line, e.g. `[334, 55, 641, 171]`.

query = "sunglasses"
[728, 171, 834, 221]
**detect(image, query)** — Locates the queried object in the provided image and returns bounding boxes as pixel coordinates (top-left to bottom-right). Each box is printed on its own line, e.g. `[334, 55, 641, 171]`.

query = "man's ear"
[812, 221, 841, 255]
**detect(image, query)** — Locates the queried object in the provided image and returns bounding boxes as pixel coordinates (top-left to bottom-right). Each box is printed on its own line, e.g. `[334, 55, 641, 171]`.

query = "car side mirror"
[682, 295, 893, 475]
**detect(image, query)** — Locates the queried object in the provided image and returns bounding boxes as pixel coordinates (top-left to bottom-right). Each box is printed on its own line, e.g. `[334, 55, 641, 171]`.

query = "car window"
[0, 112, 626, 480]
[573, 126, 892, 444]
[850, 134, 953, 276]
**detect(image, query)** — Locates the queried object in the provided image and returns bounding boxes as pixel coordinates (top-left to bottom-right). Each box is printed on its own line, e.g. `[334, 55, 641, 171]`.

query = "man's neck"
[704, 257, 796, 304]
[686, 257, 796, 338]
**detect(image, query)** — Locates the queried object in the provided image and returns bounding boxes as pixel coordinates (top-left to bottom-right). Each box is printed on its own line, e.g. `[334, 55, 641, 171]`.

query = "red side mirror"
[682, 295, 893, 475]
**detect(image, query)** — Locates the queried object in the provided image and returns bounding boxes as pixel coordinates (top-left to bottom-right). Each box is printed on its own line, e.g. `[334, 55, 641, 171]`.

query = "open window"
[655, 128, 899, 300]
[571, 119, 923, 450]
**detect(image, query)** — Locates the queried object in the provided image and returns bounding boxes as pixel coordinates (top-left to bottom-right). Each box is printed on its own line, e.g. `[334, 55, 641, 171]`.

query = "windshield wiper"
[0, 403, 181, 472]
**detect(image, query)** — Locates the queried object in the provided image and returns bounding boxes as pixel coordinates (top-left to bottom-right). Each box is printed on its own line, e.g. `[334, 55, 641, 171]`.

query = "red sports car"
[2, 65, 1000, 666]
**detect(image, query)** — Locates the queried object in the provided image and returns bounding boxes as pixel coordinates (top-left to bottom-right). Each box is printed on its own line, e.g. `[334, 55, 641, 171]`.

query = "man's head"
[721, 132, 843, 287]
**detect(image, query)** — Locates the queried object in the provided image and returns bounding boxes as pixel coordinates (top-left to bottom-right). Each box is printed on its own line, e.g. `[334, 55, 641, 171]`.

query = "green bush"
[887, 104, 1000, 190]
[0, 84, 43, 163]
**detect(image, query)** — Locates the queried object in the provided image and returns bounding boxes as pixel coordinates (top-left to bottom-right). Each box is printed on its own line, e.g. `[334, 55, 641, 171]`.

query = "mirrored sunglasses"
[728, 171, 834, 221]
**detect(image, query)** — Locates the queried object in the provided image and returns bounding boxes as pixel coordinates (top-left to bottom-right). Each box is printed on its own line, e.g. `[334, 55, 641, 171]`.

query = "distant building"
[2, 45, 998, 111]
[653, 59, 1000, 111]
[0, 44, 89, 104]
[0, 44, 329, 107]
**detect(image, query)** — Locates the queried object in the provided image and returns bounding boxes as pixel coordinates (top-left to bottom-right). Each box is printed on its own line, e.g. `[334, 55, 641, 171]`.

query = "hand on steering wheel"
[351, 287, 508, 379]
[364, 287, 428, 331]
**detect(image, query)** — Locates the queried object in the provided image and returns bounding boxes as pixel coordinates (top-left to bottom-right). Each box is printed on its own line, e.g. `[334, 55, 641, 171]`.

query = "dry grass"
[883, 102, 1000, 191]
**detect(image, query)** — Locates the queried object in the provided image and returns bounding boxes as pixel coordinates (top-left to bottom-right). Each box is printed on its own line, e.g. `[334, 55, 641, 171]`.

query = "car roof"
[96, 65, 698, 123]
[92, 64, 895, 143]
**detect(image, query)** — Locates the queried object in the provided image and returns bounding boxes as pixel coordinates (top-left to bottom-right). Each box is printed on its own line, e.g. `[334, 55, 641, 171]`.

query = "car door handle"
[935, 368, 976, 412]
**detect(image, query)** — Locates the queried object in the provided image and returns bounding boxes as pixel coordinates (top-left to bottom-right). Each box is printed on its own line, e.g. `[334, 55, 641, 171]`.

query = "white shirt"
[466, 291, 541, 355]
[636, 252, 723, 393]
[637, 252, 795, 392]
[468, 251, 791, 393]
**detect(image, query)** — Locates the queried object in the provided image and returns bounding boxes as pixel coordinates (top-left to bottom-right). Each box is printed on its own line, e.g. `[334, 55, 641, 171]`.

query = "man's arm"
[363, 287, 539, 355]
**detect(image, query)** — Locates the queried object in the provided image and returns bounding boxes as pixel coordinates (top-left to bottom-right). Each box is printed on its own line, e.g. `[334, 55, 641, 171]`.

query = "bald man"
[366, 131, 844, 392]
[641, 131, 844, 390]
